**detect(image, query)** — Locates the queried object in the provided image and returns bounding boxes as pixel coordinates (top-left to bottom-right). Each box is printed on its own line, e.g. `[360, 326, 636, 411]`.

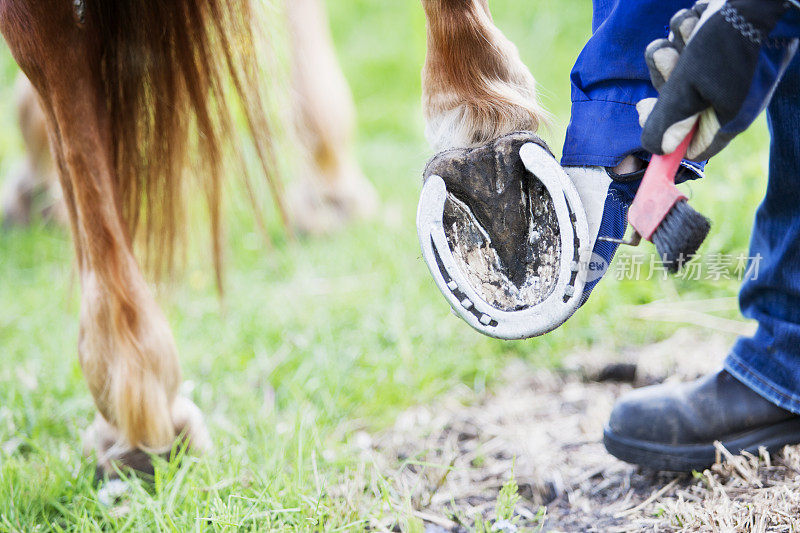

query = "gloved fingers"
[647, 0, 718, 89]
[667, 0, 712, 52]
[640, 100, 722, 161]
[687, 108, 716, 160]
[645, 39, 680, 89]
[692, 0, 711, 16]
[641, 83, 703, 155]
[669, 8, 701, 52]
[661, 114, 700, 155]
[636, 98, 658, 128]
[687, 108, 726, 160]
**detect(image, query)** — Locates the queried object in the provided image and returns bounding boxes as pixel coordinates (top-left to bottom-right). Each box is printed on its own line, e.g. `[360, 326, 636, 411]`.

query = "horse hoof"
[287, 169, 379, 236]
[85, 396, 211, 479]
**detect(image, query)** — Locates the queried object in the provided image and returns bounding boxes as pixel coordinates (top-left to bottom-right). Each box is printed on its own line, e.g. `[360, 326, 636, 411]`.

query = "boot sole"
[603, 417, 800, 472]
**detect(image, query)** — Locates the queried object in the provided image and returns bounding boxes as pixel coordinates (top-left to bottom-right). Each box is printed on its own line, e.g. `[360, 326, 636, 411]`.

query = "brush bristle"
[652, 200, 711, 273]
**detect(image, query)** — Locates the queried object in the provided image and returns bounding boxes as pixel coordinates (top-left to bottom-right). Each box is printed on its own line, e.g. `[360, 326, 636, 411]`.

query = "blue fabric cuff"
[562, 98, 705, 179]
[562, 99, 642, 168]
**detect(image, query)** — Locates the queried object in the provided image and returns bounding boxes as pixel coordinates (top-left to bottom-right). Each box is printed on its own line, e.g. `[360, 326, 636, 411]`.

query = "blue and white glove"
[566, 166, 641, 304]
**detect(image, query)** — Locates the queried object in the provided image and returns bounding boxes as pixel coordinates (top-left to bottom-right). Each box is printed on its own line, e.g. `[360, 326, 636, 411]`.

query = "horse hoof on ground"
[287, 169, 379, 236]
[85, 396, 212, 479]
[1, 172, 34, 230]
[1, 208, 31, 230]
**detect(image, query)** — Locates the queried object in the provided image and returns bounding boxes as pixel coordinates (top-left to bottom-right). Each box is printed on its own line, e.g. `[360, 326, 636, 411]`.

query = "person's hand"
[638, 0, 799, 161]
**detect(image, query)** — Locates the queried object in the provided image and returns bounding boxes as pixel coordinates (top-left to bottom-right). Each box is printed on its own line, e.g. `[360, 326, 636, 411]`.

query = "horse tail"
[82, 0, 286, 283]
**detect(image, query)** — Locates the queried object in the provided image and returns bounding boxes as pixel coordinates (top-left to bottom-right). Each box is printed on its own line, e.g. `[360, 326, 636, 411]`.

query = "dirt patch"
[360, 329, 800, 532]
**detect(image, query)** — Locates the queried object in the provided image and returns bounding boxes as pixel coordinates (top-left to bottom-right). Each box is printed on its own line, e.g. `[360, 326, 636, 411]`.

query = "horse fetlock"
[287, 156, 378, 235]
[424, 57, 543, 151]
[424, 94, 542, 153]
[79, 270, 184, 452]
[422, 0, 545, 151]
[86, 395, 209, 478]
[171, 396, 212, 455]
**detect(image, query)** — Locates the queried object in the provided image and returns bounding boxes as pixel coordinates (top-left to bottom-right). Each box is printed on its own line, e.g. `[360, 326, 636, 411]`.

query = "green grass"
[0, 1, 771, 530]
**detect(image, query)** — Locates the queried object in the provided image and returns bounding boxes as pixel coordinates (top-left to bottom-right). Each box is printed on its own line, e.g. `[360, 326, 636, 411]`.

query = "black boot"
[603, 369, 800, 471]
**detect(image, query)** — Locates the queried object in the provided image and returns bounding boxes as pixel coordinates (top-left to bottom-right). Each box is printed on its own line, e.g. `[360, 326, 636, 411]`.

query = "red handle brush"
[606, 129, 711, 272]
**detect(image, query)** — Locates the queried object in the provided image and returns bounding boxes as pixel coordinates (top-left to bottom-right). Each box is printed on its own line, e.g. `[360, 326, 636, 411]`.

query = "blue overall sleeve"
[563, 0, 698, 171]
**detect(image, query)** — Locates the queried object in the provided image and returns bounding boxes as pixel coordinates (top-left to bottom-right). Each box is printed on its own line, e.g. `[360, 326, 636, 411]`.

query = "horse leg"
[1, 74, 64, 227]
[1, 75, 64, 227]
[1, 74, 67, 227]
[17, 74, 67, 225]
[0, 159, 35, 227]
[421, 0, 546, 151]
[285, 0, 378, 235]
[0, 1, 209, 475]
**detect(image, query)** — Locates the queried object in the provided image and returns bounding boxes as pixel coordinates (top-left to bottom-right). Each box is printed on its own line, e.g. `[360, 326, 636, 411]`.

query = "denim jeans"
[726, 54, 800, 414]
[568, 1, 800, 413]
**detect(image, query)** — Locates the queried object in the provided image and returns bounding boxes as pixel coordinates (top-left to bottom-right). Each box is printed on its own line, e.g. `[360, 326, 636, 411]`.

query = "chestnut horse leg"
[1, 74, 65, 227]
[421, 0, 546, 152]
[0, 1, 209, 475]
[285, 0, 378, 235]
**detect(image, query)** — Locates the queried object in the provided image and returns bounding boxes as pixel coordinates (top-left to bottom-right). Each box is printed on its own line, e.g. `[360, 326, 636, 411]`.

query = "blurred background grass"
[0, 0, 771, 529]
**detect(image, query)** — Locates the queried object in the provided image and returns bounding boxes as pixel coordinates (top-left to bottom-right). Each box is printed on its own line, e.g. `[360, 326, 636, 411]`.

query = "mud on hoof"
[423, 132, 562, 311]
[85, 396, 211, 480]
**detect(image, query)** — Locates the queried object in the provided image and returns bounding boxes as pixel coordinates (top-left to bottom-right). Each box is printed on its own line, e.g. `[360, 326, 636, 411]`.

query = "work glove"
[565, 165, 641, 304]
[638, 0, 800, 161]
